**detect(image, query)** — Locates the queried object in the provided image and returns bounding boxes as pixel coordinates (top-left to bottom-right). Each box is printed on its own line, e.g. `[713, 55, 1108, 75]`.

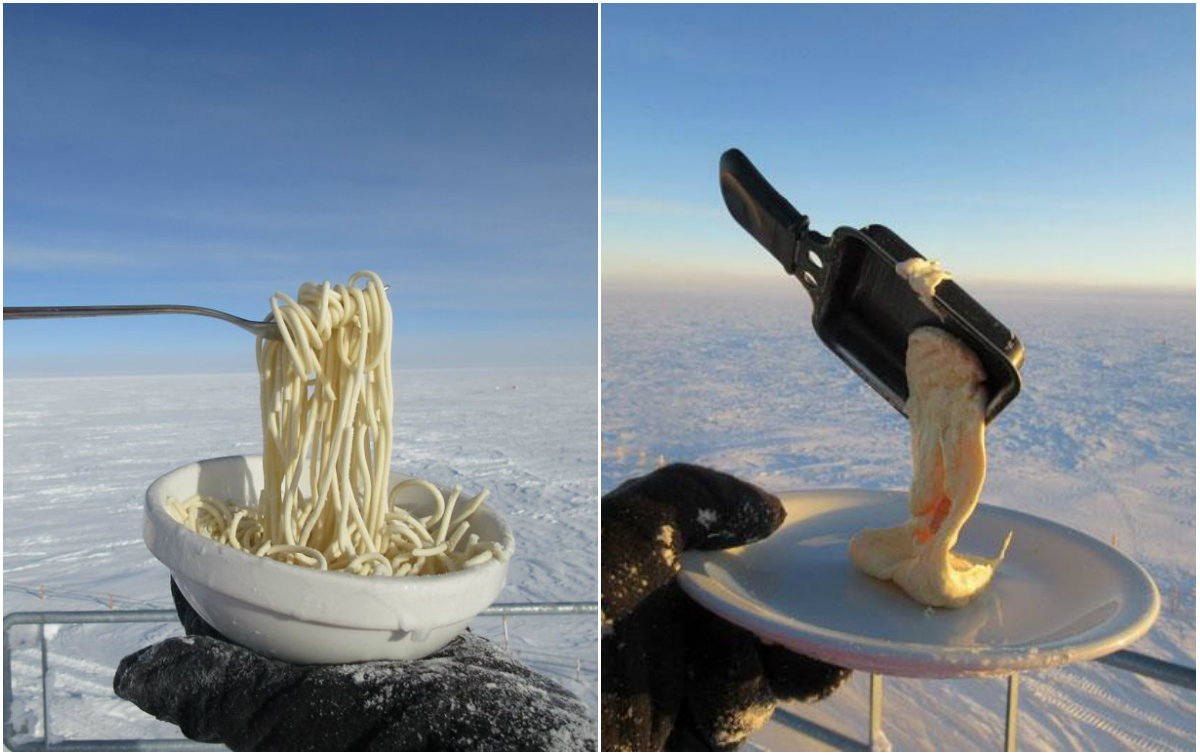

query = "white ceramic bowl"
[144, 454, 515, 664]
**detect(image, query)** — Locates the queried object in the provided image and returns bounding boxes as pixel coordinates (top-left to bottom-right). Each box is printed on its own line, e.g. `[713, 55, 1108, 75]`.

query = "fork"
[3, 304, 282, 339]
[5, 281, 391, 341]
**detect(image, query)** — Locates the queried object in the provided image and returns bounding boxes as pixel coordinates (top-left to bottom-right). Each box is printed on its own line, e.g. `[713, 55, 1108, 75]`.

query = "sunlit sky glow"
[602, 4, 1195, 290]
[5, 4, 597, 375]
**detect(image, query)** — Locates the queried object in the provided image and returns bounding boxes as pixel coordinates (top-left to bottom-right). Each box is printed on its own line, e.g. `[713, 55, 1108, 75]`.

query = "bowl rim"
[145, 454, 515, 630]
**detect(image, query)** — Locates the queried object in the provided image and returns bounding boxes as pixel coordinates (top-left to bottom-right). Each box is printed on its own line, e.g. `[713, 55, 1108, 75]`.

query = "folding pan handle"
[719, 148, 811, 275]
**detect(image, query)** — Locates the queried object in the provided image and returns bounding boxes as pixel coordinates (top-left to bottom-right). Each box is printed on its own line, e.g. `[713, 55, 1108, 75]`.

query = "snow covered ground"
[4, 366, 597, 747]
[602, 278, 1195, 751]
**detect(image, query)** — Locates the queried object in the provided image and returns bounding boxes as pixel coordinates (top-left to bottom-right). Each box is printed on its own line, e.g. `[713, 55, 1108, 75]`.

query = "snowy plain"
[602, 278, 1195, 751]
[3, 365, 597, 747]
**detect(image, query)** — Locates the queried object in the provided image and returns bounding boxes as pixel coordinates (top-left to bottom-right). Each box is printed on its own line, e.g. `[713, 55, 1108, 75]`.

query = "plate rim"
[678, 488, 1161, 678]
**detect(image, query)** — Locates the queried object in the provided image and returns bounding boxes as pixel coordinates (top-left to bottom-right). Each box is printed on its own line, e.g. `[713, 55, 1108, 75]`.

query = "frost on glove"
[601, 463, 850, 751]
[114, 580, 596, 752]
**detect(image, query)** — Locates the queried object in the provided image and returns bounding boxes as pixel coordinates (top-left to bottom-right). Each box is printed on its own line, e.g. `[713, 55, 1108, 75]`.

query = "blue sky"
[4, 4, 597, 375]
[602, 4, 1195, 289]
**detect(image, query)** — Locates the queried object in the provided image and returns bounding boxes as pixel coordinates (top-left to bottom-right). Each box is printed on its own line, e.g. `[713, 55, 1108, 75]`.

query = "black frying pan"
[719, 148, 1024, 423]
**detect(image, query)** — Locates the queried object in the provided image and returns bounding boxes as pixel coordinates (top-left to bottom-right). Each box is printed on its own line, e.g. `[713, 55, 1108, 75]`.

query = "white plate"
[678, 490, 1159, 678]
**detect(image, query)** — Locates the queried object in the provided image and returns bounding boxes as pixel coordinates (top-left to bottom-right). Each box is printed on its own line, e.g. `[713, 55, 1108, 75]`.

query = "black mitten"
[115, 581, 595, 751]
[601, 463, 850, 751]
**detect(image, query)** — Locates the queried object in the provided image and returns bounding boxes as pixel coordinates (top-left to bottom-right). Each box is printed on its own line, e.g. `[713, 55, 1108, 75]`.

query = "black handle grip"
[719, 148, 808, 274]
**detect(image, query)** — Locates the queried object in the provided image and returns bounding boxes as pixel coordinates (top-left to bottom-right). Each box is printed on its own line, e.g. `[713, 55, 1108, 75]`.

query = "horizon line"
[2, 363, 596, 381]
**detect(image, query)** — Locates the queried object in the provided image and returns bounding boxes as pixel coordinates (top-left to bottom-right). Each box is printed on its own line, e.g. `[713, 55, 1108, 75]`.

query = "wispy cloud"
[3, 246, 138, 271]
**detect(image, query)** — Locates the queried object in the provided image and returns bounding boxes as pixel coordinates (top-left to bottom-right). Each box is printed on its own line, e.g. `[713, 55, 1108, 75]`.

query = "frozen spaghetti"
[167, 272, 507, 576]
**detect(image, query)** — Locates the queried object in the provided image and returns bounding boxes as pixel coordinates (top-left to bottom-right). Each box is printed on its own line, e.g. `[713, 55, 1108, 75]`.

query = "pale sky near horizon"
[4, 4, 597, 376]
[602, 4, 1196, 291]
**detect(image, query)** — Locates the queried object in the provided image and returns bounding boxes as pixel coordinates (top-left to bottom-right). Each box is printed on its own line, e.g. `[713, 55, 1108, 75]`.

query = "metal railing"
[3, 603, 598, 752]
[769, 650, 1195, 751]
[7, 608, 1192, 752]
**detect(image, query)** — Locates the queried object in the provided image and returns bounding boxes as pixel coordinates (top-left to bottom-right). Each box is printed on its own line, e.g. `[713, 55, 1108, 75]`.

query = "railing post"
[869, 673, 884, 750]
[39, 625, 50, 748]
[1005, 673, 1019, 751]
[3, 616, 14, 748]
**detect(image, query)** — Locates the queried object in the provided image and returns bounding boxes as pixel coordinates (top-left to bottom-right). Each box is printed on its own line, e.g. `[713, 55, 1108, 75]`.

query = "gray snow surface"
[603, 278, 1194, 751]
[4, 366, 597, 748]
